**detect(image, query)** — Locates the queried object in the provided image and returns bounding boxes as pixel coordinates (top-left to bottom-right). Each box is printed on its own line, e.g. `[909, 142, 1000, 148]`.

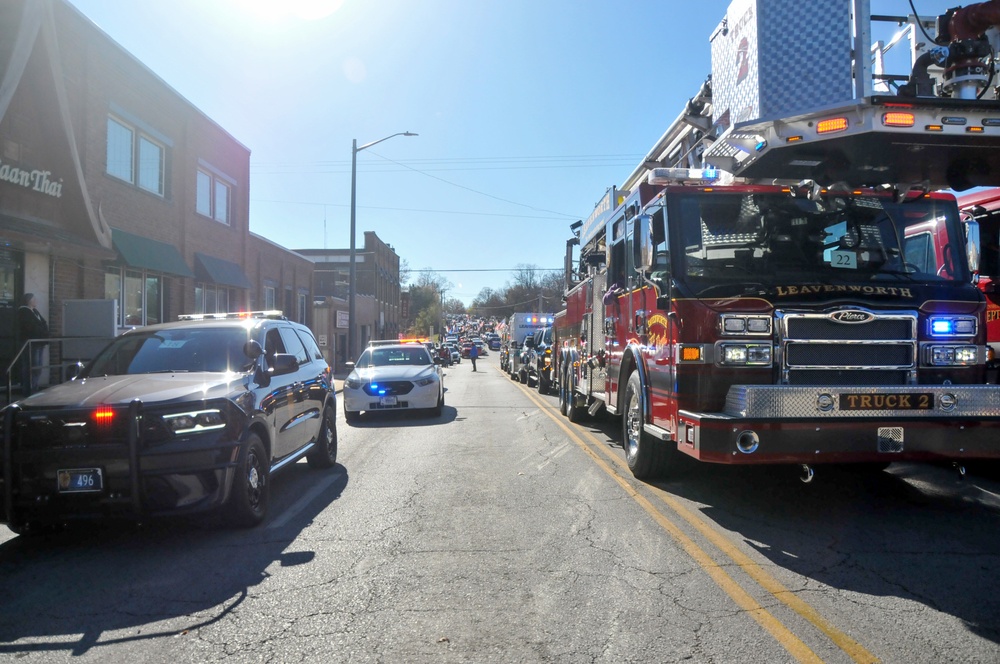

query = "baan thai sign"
[0, 158, 63, 198]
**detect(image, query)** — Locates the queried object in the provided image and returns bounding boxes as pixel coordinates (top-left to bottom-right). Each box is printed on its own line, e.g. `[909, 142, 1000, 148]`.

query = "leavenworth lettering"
[0, 159, 63, 198]
[775, 284, 913, 298]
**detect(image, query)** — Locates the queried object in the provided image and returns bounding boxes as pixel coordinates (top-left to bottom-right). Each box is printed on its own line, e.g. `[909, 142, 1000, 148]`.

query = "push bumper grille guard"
[1, 399, 246, 525]
[2, 400, 144, 525]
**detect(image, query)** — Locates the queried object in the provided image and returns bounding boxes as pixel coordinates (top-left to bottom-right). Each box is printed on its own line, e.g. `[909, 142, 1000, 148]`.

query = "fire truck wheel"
[228, 433, 270, 528]
[623, 371, 671, 479]
[566, 376, 583, 423]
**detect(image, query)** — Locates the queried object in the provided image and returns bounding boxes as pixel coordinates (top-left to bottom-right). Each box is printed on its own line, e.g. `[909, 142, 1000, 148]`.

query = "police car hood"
[19, 372, 245, 408]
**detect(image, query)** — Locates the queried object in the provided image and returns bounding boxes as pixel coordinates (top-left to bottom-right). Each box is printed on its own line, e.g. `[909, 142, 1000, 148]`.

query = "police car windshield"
[84, 328, 253, 377]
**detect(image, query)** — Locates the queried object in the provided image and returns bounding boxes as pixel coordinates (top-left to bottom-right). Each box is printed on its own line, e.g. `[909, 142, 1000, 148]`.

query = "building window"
[106, 116, 165, 196]
[138, 137, 164, 194]
[106, 118, 133, 183]
[105, 266, 163, 327]
[196, 168, 231, 225]
[264, 285, 276, 310]
[298, 292, 307, 323]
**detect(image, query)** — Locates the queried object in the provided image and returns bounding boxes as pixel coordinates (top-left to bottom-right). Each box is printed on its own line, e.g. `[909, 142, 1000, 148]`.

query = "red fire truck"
[555, 0, 1000, 480]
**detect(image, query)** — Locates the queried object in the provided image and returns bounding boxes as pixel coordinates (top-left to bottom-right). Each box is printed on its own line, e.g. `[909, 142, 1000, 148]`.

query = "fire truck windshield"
[668, 191, 970, 297]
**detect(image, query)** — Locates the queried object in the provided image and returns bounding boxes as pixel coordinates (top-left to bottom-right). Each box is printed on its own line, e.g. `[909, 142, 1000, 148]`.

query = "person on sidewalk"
[469, 340, 478, 372]
[16, 292, 48, 395]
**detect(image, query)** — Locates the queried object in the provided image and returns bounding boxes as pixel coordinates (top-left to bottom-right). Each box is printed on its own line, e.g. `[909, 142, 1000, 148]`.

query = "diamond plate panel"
[712, 0, 853, 127]
[877, 427, 904, 453]
[724, 385, 1000, 419]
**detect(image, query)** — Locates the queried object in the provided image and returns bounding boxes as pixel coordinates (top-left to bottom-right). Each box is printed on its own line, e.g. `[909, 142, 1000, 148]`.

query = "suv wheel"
[228, 433, 269, 527]
[307, 405, 338, 469]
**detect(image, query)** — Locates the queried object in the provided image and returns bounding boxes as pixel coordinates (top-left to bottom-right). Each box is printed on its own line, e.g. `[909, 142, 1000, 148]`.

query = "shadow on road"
[0, 462, 349, 655]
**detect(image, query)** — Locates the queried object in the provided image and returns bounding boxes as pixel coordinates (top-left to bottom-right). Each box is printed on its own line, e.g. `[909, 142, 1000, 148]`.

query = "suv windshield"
[356, 346, 432, 367]
[666, 191, 970, 297]
[84, 327, 253, 377]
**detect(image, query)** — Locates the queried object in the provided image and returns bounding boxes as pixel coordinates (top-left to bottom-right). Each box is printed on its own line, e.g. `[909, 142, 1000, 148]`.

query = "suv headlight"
[161, 408, 226, 435]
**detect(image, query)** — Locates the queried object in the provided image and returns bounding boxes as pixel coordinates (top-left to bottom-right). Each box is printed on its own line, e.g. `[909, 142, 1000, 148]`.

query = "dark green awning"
[194, 252, 252, 289]
[111, 228, 194, 278]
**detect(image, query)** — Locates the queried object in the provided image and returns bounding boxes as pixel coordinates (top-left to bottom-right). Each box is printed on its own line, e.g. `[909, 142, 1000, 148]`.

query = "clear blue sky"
[65, 0, 960, 306]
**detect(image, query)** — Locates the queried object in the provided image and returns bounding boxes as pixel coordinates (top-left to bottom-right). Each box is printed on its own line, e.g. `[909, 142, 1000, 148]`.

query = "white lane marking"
[268, 468, 345, 530]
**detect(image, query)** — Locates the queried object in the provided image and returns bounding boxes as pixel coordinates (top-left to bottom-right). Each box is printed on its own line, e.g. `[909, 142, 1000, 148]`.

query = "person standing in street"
[17, 292, 49, 395]
[469, 340, 478, 372]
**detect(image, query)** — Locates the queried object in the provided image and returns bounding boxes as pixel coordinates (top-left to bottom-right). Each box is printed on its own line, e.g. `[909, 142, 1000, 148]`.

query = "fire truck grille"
[786, 317, 911, 340]
[785, 343, 913, 367]
[780, 311, 916, 387]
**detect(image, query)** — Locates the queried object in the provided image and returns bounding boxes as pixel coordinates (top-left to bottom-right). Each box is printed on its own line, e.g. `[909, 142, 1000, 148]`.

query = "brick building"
[297, 230, 402, 356]
[0, 0, 313, 381]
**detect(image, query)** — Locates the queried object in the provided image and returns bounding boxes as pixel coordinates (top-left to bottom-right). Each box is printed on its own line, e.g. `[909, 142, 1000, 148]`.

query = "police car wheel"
[307, 405, 338, 469]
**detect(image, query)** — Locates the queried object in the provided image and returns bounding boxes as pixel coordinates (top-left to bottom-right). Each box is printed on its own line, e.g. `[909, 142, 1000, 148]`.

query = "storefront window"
[194, 283, 232, 314]
[106, 267, 162, 327]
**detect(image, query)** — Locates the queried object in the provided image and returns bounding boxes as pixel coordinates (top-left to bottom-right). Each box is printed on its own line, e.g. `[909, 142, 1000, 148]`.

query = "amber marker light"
[926, 124, 944, 132]
[816, 117, 848, 133]
[786, 135, 803, 142]
[967, 126, 985, 133]
[882, 112, 915, 127]
[680, 346, 702, 362]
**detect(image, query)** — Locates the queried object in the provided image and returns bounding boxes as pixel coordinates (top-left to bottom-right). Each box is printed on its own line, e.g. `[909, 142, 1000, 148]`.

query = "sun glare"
[235, 0, 346, 21]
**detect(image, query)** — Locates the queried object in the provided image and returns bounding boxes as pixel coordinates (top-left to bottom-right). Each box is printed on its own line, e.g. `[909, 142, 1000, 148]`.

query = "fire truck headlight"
[720, 314, 771, 335]
[720, 343, 772, 366]
[927, 345, 978, 366]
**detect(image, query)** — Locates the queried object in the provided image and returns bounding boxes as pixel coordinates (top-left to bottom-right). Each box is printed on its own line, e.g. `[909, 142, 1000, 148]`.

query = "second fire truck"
[555, 0, 1000, 480]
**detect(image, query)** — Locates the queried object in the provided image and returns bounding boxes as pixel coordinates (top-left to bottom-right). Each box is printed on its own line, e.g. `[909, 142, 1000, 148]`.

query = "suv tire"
[307, 405, 338, 469]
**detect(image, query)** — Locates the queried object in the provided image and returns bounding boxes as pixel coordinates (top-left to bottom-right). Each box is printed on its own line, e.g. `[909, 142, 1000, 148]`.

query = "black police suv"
[1, 312, 337, 533]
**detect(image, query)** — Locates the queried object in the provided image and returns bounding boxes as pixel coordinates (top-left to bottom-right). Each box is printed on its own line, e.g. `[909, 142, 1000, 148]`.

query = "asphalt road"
[1, 353, 999, 663]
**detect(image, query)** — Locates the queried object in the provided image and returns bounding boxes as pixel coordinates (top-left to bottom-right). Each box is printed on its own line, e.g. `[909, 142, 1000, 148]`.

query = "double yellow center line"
[512, 376, 879, 664]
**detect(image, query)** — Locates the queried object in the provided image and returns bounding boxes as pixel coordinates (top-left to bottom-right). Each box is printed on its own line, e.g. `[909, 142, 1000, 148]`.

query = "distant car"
[342, 343, 444, 423]
[446, 344, 461, 363]
[474, 340, 489, 356]
[488, 337, 501, 350]
[461, 341, 474, 358]
[1, 312, 338, 533]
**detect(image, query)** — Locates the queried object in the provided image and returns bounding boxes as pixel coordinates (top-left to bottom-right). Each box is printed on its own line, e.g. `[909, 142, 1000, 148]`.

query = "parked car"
[474, 340, 489, 356]
[342, 342, 444, 423]
[445, 343, 461, 364]
[460, 341, 474, 358]
[1, 312, 338, 533]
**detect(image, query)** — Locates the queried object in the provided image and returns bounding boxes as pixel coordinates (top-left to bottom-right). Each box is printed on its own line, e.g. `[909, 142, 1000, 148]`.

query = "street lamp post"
[348, 131, 417, 361]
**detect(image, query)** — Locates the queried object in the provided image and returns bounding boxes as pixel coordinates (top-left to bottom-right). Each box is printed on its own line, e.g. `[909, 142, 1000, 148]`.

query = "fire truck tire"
[559, 373, 569, 416]
[227, 433, 270, 528]
[623, 371, 671, 479]
[566, 376, 584, 423]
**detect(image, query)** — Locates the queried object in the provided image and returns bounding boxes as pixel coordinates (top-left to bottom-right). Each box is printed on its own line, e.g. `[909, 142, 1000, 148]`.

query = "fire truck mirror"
[632, 214, 653, 272]
[965, 220, 981, 274]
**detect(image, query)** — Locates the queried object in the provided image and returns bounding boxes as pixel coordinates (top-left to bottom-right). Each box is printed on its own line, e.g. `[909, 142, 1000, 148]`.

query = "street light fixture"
[348, 131, 417, 361]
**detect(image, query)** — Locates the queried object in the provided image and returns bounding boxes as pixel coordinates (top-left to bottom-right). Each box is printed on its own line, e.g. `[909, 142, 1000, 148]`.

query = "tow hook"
[800, 464, 815, 484]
